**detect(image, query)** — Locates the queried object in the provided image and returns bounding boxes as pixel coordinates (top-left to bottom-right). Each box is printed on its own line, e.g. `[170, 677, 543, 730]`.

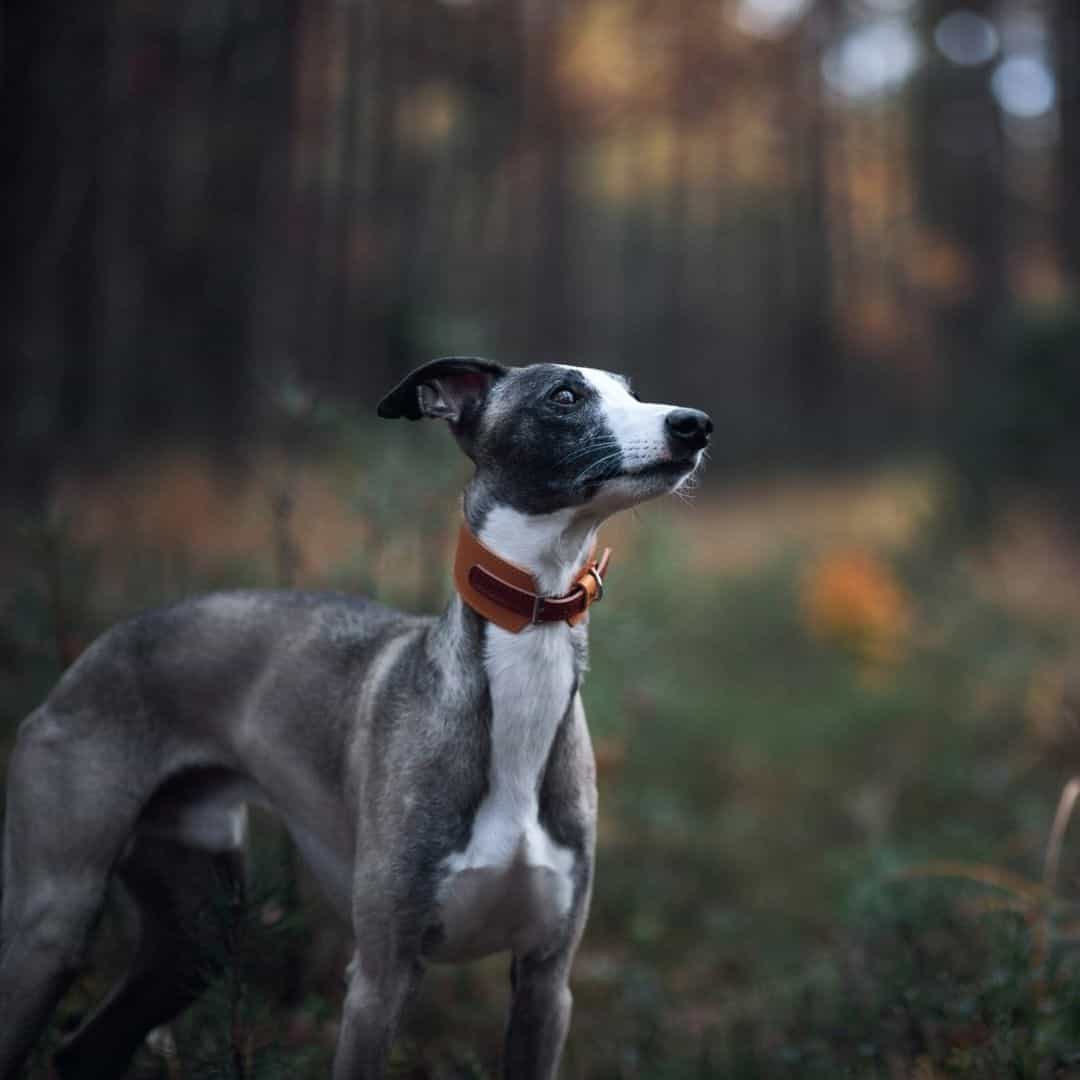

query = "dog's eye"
[550, 387, 579, 406]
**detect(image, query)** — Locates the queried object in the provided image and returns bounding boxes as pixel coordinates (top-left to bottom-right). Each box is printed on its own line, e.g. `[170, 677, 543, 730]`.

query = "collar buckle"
[585, 564, 605, 603]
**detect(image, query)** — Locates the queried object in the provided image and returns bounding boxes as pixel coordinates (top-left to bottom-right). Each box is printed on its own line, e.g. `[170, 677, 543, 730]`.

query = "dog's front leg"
[332, 956, 415, 1079]
[332, 889, 422, 1080]
[503, 950, 575, 1080]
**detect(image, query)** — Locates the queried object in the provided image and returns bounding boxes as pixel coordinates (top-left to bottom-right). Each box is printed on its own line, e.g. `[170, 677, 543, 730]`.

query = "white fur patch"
[434, 513, 585, 960]
[477, 505, 597, 595]
[136, 776, 254, 853]
[575, 366, 677, 473]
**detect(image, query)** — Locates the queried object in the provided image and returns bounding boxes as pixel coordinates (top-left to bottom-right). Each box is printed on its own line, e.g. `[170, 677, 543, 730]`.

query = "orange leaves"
[802, 548, 912, 670]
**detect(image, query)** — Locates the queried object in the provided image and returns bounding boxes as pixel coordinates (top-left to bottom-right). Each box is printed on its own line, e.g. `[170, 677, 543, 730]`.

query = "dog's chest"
[432, 625, 578, 962]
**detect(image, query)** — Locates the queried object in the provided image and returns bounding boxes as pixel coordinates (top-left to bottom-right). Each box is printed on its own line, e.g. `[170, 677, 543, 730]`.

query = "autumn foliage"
[802, 548, 913, 670]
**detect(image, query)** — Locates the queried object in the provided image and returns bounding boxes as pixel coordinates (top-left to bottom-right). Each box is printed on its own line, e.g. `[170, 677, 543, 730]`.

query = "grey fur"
[0, 361, 710, 1079]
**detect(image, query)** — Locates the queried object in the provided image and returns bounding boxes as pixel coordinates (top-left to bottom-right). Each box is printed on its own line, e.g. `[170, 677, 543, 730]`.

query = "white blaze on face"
[575, 367, 676, 471]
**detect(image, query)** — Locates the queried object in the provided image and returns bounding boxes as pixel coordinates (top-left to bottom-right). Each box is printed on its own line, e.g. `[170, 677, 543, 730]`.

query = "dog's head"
[378, 358, 711, 518]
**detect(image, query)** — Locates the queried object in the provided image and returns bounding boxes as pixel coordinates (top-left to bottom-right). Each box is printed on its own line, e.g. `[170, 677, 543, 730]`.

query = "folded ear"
[377, 357, 508, 425]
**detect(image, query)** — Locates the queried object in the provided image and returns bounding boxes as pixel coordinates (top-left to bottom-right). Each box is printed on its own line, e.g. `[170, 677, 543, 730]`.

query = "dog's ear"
[377, 357, 508, 426]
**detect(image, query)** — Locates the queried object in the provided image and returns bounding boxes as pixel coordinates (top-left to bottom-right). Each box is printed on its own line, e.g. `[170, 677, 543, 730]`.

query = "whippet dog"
[0, 358, 712, 1079]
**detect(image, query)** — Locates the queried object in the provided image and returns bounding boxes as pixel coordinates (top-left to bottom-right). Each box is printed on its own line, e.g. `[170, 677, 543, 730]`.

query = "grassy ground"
[3, 434, 1080, 1078]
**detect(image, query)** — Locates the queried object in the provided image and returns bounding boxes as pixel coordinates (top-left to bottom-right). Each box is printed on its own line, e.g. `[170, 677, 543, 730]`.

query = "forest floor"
[4, 434, 1080, 1078]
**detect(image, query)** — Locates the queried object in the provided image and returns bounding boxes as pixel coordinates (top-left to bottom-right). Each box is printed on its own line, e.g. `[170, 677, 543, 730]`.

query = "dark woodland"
[3, 0, 1080, 1076]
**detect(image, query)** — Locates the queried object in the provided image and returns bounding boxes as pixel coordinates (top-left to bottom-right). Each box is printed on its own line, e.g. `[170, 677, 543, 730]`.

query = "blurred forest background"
[4, 0, 1080, 1076]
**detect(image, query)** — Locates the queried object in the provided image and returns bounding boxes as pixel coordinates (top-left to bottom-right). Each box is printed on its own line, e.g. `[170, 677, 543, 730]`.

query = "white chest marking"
[436, 619, 578, 960]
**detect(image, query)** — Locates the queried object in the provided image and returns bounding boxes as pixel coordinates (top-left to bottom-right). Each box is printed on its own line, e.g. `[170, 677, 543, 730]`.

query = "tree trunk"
[786, 6, 842, 457]
[1056, 0, 1080, 284]
[913, 0, 1007, 505]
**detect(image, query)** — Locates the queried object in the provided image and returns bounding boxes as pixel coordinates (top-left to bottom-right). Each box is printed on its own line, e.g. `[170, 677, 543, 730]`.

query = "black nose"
[665, 408, 713, 452]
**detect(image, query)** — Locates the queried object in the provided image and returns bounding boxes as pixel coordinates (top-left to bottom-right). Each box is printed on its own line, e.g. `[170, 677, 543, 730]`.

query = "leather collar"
[454, 522, 612, 633]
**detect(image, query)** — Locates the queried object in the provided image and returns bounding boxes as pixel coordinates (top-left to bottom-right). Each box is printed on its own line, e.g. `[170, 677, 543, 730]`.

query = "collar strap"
[454, 522, 612, 634]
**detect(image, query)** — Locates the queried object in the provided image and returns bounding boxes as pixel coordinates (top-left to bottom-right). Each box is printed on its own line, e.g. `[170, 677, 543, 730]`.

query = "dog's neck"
[464, 497, 600, 598]
[448, 491, 590, 889]
[428, 493, 599, 675]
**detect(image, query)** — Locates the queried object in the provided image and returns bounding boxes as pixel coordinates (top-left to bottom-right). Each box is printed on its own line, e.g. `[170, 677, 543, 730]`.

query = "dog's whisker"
[555, 438, 621, 466]
[573, 449, 624, 487]
[572, 453, 621, 483]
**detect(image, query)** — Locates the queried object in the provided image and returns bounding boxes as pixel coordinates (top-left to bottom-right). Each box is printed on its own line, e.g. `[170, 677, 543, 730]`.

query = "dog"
[0, 358, 712, 1079]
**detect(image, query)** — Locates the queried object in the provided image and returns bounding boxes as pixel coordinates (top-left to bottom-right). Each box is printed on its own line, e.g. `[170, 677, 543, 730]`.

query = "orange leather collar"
[454, 522, 612, 633]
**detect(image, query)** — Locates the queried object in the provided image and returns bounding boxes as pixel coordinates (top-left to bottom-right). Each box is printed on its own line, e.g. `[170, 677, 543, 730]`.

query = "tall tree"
[913, 0, 1008, 492]
[523, 0, 573, 359]
[0, 0, 107, 502]
[786, 2, 844, 455]
[1055, 0, 1080, 285]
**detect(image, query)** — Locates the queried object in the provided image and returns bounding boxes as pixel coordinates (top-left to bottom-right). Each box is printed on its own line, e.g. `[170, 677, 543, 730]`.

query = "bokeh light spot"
[823, 18, 921, 101]
[934, 10, 999, 67]
[992, 55, 1056, 118]
[731, 0, 813, 38]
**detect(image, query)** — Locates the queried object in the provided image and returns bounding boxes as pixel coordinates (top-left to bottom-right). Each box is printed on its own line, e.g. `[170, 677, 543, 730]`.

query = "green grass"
[3, 450, 1080, 1077]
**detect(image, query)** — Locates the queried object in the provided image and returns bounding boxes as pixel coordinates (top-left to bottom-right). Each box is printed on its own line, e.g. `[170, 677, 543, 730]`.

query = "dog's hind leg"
[0, 871, 108, 1080]
[53, 833, 246, 1080]
[0, 710, 142, 1080]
